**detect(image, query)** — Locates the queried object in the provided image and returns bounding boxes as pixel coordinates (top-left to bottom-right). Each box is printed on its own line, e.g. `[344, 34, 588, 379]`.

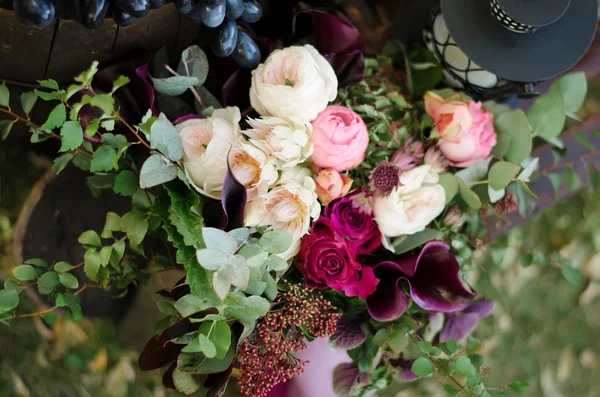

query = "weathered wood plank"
[45, 19, 117, 84]
[0, 9, 56, 83]
[112, 3, 181, 60]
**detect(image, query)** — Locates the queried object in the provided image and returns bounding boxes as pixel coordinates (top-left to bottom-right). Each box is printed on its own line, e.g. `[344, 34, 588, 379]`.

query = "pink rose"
[424, 92, 473, 143]
[315, 169, 353, 205]
[310, 106, 369, 171]
[424, 92, 497, 168]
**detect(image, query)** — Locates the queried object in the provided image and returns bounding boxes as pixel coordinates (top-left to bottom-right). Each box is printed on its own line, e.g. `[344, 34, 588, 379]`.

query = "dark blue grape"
[13, 0, 55, 26]
[174, 0, 198, 14]
[231, 32, 260, 68]
[112, 7, 137, 25]
[225, 0, 243, 19]
[241, 1, 261, 23]
[65, 0, 110, 29]
[200, 1, 226, 28]
[112, 0, 149, 17]
[149, 0, 166, 8]
[212, 19, 238, 57]
[205, 0, 224, 5]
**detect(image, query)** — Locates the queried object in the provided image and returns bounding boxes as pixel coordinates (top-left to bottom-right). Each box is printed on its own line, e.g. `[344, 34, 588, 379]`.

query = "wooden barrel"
[0, 3, 200, 85]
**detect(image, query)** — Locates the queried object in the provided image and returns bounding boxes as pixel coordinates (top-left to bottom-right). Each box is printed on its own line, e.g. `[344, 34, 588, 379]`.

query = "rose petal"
[366, 263, 410, 322]
[343, 266, 379, 299]
[405, 241, 475, 313]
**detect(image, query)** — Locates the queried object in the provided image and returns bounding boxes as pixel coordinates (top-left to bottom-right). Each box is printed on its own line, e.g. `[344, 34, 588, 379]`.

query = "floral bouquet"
[0, 4, 588, 397]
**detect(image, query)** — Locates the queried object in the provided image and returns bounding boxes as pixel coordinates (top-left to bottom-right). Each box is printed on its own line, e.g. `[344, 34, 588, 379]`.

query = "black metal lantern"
[422, 0, 598, 99]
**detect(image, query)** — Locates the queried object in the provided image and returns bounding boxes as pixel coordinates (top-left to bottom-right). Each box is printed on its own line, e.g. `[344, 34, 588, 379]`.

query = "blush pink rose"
[310, 106, 369, 171]
[425, 92, 497, 168]
[314, 169, 353, 205]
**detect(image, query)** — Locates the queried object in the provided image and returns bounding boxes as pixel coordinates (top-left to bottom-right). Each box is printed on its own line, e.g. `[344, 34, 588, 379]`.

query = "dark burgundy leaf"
[174, 114, 202, 124]
[220, 157, 247, 231]
[162, 362, 178, 390]
[204, 363, 234, 397]
[332, 362, 361, 396]
[324, 50, 365, 86]
[329, 315, 367, 350]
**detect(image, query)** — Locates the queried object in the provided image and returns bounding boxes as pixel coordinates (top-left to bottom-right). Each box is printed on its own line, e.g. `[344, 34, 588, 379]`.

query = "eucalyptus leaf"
[266, 255, 289, 272]
[202, 228, 238, 254]
[178, 45, 209, 86]
[392, 228, 440, 254]
[488, 161, 521, 190]
[260, 231, 293, 254]
[494, 109, 532, 164]
[228, 228, 250, 245]
[150, 113, 184, 161]
[224, 293, 270, 323]
[438, 173, 458, 204]
[140, 154, 178, 188]
[457, 178, 482, 210]
[246, 251, 268, 268]
[548, 72, 587, 115]
[151, 75, 200, 96]
[213, 266, 233, 301]
[230, 256, 250, 290]
[196, 248, 232, 271]
[527, 93, 566, 141]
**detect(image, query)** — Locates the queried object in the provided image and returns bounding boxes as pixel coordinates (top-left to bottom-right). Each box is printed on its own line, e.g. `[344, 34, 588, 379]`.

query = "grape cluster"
[9, 0, 263, 67]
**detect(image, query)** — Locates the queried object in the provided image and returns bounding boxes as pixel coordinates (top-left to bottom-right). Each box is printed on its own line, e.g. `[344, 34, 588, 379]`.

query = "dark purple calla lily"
[389, 358, 419, 382]
[440, 300, 494, 343]
[366, 241, 476, 322]
[293, 7, 365, 85]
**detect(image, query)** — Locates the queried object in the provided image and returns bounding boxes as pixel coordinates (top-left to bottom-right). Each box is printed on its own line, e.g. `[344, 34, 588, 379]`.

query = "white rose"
[250, 44, 338, 121]
[178, 107, 244, 200]
[245, 116, 313, 168]
[373, 165, 446, 237]
[245, 176, 320, 260]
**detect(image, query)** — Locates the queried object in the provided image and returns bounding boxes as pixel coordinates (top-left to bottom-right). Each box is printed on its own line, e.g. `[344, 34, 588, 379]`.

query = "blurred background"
[2, 1, 600, 397]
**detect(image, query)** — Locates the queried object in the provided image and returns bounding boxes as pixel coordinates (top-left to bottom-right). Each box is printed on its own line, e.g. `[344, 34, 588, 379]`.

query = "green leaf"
[198, 334, 217, 358]
[445, 339, 457, 354]
[260, 231, 293, 254]
[438, 173, 458, 203]
[59, 121, 84, 152]
[0, 82, 9, 107]
[443, 384, 459, 396]
[203, 228, 238, 254]
[90, 145, 117, 172]
[102, 133, 127, 149]
[121, 211, 149, 246]
[372, 329, 390, 346]
[54, 262, 72, 273]
[78, 230, 101, 247]
[488, 161, 521, 190]
[59, 273, 79, 289]
[104, 212, 121, 233]
[508, 380, 529, 393]
[150, 113, 184, 161]
[113, 171, 138, 196]
[228, 228, 250, 245]
[246, 252, 268, 268]
[89, 94, 115, 114]
[0, 119, 16, 140]
[547, 172, 563, 192]
[213, 266, 233, 301]
[41, 103, 67, 131]
[388, 330, 409, 353]
[196, 249, 231, 271]
[165, 182, 205, 249]
[111, 75, 130, 94]
[140, 154, 178, 188]
[156, 300, 177, 315]
[263, 272, 277, 301]
[574, 131, 593, 150]
[13, 265, 38, 281]
[527, 93, 566, 140]
[110, 239, 126, 266]
[20, 92, 38, 116]
[172, 368, 202, 395]
[25, 258, 47, 267]
[224, 293, 270, 323]
[151, 75, 200, 96]
[99, 246, 112, 267]
[587, 165, 600, 193]
[84, 250, 101, 280]
[35, 90, 63, 101]
[72, 153, 92, 171]
[52, 154, 74, 174]
[411, 357, 434, 376]
[200, 321, 231, 359]
[457, 178, 482, 210]
[392, 228, 441, 254]
[178, 339, 236, 375]
[0, 289, 19, 310]
[454, 356, 476, 377]
[38, 79, 59, 90]
[266, 255, 289, 272]
[494, 109, 532, 164]
[562, 265, 582, 285]
[85, 119, 100, 137]
[178, 45, 209, 85]
[548, 72, 587, 115]
[42, 312, 58, 325]
[175, 294, 211, 318]
[38, 271, 59, 295]
[418, 340, 432, 354]
[564, 166, 581, 191]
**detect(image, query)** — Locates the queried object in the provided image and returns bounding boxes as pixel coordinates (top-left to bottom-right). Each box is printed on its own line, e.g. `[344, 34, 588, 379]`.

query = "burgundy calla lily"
[366, 241, 476, 322]
[440, 300, 494, 343]
[293, 7, 365, 85]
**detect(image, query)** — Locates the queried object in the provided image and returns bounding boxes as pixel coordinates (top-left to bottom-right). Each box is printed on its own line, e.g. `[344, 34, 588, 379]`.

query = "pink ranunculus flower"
[314, 169, 353, 205]
[310, 105, 369, 171]
[424, 92, 497, 168]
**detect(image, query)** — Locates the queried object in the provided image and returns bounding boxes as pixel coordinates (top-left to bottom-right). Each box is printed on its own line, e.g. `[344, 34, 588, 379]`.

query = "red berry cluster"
[237, 285, 341, 397]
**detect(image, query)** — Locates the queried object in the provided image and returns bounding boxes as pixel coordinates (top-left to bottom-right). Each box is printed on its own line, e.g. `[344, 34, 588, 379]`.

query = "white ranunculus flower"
[278, 166, 313, 185]
[230, 142, 278, 201]
[250, 44, 338, 121]
[373, 165, 446, 237]
[178, 107, 244, 200]
[245, 176, 321, 260]
[244, 116, 313, 168]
